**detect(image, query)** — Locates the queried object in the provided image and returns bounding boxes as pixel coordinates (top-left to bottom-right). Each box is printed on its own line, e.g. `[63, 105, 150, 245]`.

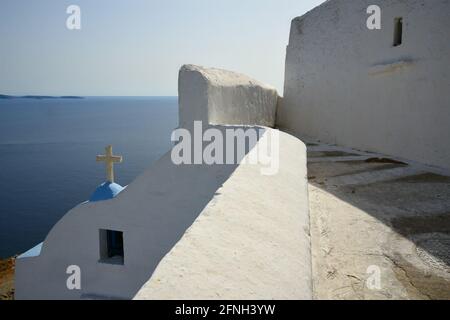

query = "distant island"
[0, 94, 84, 100]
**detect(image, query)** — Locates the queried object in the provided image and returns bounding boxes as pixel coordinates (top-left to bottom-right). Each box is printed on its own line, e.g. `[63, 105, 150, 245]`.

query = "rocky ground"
[306, 140, 450, 300]
[0, 257, 15, 300]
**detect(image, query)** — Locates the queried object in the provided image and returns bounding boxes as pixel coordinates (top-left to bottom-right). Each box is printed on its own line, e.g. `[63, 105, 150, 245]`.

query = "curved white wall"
[278, 0, 450, 171]
[135, 129, 311, 300]
[179, 65, 279, 128]
[16, 150, 246, 299]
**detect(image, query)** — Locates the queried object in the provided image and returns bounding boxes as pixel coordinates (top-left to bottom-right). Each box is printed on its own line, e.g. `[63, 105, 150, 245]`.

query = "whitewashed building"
[15, 0, 450, 299]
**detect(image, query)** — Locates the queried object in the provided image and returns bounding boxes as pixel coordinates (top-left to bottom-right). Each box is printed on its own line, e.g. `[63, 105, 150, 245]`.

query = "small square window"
[99, 229, 124, 265]
[393, 17, 403, 47]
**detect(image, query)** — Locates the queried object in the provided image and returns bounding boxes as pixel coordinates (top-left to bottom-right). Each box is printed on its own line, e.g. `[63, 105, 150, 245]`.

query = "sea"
[0, 97, 178, 258]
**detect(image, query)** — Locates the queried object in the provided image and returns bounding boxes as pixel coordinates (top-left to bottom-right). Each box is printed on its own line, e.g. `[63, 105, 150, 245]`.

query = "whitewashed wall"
[179, 65, 279, 128]
[278, 0, 450, 171]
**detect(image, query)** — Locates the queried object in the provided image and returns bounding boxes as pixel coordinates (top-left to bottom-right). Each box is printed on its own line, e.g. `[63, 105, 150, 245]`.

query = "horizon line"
[0, 94, 178, 98]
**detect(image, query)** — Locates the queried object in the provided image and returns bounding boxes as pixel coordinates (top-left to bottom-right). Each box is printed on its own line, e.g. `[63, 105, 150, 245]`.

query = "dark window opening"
[393, 17, 403, 47]
[99, 229, 124, 265]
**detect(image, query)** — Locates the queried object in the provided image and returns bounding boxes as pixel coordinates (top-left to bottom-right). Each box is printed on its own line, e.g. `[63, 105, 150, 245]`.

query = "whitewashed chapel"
[15, 0, 450, 299]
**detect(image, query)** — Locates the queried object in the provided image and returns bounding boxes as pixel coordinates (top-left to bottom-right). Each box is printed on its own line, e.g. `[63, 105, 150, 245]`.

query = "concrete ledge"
[179, 65, 278, 128]
[134, 129, 312, 300]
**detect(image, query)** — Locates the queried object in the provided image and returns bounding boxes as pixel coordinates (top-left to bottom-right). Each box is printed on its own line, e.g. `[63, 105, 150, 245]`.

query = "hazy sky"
[0, 0, 324, 96]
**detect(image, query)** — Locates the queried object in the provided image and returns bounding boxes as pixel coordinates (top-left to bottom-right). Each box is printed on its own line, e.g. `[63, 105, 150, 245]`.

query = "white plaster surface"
[278, 0, 450, 171]
[179, 65, 279, 128]
[134, 129, 311, 300]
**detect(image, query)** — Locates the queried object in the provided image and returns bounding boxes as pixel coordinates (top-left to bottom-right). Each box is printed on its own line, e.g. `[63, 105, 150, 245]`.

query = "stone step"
[326, 166, 425, 186]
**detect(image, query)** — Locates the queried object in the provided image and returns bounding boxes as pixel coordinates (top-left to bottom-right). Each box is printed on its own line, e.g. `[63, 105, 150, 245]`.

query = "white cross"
[96, 145, 123, 183]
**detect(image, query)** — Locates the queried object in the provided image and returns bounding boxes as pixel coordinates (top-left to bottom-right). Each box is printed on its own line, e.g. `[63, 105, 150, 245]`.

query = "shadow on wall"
[108, 126, 269, 299]
[17, 126, 268, 299]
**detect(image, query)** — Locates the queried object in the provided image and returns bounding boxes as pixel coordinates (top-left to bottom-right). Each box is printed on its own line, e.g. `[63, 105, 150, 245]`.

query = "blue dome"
[89, 182, 124, 202]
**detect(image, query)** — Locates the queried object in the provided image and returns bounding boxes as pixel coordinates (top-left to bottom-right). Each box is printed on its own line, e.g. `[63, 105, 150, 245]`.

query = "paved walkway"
[305, 140, 450, 300]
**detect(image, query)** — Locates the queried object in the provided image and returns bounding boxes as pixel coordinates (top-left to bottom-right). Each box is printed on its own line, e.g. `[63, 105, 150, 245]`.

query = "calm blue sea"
[0, 97, 178, 258]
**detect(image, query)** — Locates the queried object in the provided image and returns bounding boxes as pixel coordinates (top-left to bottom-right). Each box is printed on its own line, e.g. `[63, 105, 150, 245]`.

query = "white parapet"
[179, 65, 279, 128]
[134, 128, 311, 300]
